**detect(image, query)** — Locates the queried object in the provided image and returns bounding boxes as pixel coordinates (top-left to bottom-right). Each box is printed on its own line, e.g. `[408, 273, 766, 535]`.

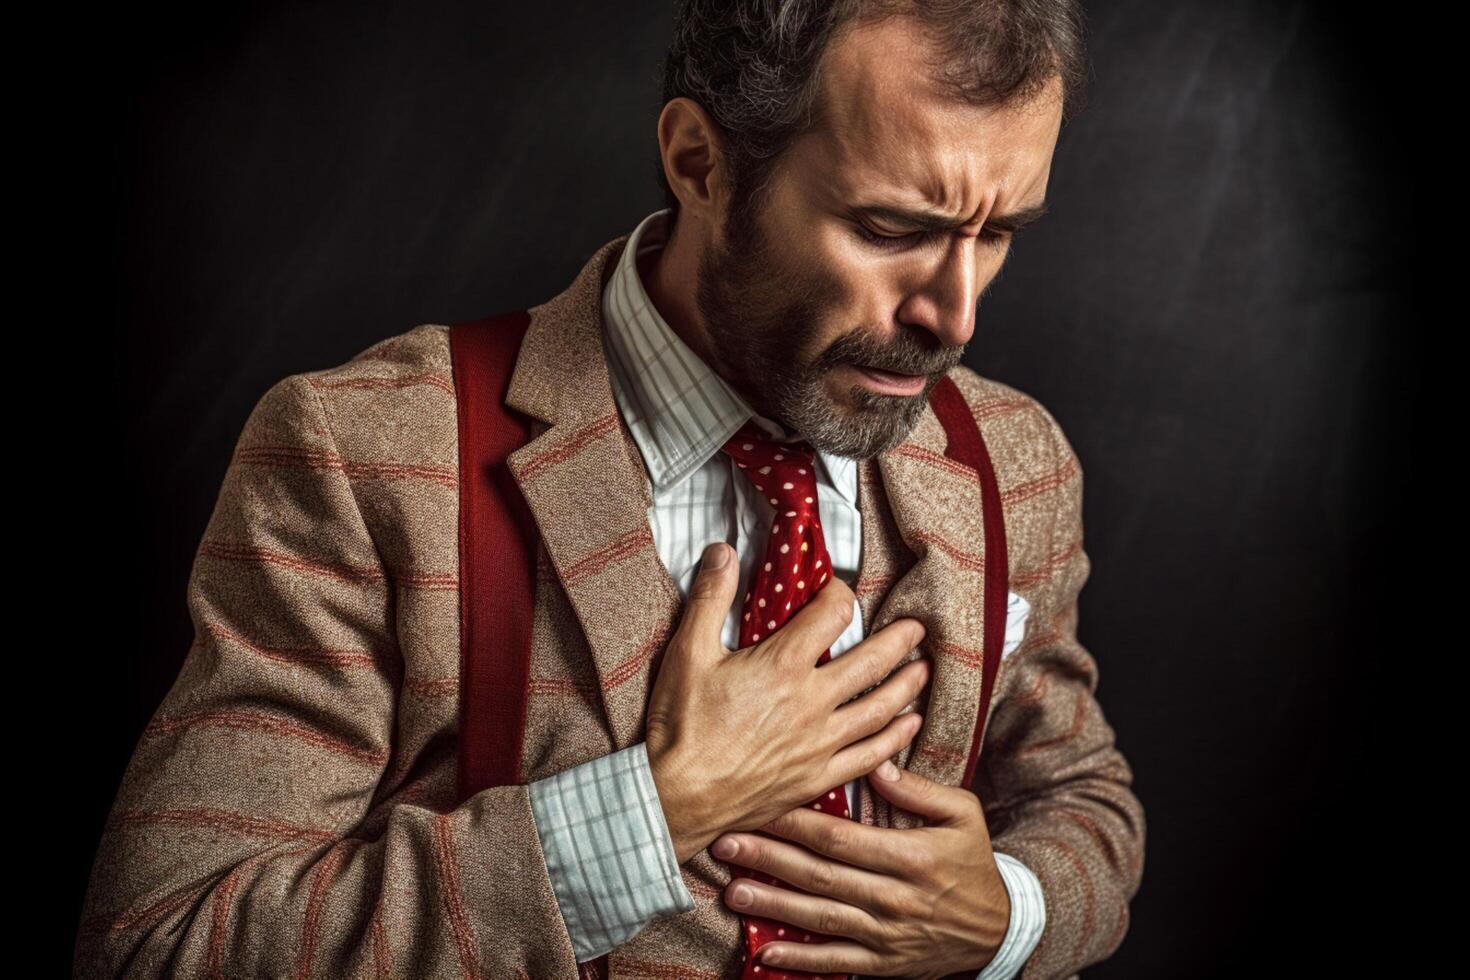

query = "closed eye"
[853, 223, 1012, 252]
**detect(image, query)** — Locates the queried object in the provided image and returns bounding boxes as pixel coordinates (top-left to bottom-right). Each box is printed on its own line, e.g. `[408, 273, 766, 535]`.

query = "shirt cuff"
[528, 741, 697, 960]
[974, 851, 1047, 980]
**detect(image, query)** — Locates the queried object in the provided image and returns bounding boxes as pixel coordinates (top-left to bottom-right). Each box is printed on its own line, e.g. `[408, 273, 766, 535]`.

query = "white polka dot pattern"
[719, 418, 851, 980]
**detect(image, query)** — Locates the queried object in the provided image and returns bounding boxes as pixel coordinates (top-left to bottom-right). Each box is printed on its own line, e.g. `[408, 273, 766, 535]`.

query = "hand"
[646, 541, 933, 865]
[710, 760, 1011, 979]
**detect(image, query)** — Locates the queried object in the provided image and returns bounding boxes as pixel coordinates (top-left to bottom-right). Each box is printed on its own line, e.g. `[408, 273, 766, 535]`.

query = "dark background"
[64, 0, 1412, 974]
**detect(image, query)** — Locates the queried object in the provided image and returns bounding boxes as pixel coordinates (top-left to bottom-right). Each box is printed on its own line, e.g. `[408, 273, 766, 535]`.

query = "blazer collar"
[503, 231, 999, 797]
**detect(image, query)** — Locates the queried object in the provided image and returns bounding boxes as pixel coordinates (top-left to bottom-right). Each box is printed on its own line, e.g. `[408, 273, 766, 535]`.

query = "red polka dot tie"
[718, 418, 853, 980]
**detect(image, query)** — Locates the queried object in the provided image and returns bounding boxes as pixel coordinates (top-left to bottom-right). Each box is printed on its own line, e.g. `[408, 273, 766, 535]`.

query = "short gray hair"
[656, 0, 1089, 225]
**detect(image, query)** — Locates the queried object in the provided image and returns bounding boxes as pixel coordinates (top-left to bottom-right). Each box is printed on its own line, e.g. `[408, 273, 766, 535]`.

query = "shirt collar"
[602, 207, 857, 504]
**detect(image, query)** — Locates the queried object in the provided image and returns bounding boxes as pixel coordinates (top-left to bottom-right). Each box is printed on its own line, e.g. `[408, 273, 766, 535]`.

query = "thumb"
[868, 758, 974, 826]
[676, 542, 737, 654]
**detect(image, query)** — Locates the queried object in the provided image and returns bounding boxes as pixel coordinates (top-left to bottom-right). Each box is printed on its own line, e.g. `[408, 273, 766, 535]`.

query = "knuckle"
[906, 846, 940, 883]
[879, 883, 915, 920]
[742, 839, 770, 871]
[809, 860, 838, 895]
[820, 821, 854, 854]
[817, 903, 845, 936]
[965, 791, 985, 823]
[898, 885, 937, 923]
[686, 576, 721, 602]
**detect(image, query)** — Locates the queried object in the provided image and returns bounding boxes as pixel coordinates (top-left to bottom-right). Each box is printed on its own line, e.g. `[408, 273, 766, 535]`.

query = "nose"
[896, 234, 983, 349]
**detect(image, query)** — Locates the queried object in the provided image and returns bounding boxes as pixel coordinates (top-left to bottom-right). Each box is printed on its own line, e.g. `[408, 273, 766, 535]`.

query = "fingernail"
[703, 543, 729, 569]
[876, 759, 901, 781]
[731, 884, 753, 907]
[712, 836, 738, 858]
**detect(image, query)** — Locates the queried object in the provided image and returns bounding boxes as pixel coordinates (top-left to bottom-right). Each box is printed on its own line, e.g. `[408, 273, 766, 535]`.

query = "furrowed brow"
[854, 200, 1049, 234]
[987, 201, 1049, 233]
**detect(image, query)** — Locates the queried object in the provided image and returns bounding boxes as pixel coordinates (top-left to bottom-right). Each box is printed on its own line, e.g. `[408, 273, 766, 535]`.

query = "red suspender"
[928, 374, 1009, 980]
[927, 374, 1011, 795]
[449, 310, 539, 803]
[449, 310, 610, 980]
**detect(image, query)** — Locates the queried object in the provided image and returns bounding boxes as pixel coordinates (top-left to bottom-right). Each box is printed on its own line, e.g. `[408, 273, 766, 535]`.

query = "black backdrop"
[66, 0, 1413, 974]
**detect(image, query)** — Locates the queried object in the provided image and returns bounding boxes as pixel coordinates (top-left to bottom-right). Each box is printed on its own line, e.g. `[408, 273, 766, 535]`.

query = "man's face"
[693, 15, 1064, 459]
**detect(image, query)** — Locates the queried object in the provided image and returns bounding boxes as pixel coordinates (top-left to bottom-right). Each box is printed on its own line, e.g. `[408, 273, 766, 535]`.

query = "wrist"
[648, 739, 719, 864]
[970, 856, 1013, 972]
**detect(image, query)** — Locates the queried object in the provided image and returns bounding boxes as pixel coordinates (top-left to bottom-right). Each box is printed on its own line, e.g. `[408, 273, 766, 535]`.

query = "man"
[76, 1, 1143, 978]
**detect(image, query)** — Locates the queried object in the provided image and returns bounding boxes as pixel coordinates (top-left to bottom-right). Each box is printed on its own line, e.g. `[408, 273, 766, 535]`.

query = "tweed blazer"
[74, 231, 1145, 979]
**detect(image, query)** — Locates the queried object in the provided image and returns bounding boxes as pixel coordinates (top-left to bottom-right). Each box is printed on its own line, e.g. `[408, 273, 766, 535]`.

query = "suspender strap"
[450, 309, 607, 979]
[927, 373, 1010, 795]
[449, 310, 539, 803]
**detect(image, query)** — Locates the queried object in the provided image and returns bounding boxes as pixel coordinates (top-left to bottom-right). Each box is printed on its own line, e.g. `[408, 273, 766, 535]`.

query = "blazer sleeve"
[72, 373, 585, 978]
[973, 403, 1147, 980]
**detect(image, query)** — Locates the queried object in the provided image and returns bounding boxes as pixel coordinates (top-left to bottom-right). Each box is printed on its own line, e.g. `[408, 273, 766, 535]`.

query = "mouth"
[850, 363, 929, 396]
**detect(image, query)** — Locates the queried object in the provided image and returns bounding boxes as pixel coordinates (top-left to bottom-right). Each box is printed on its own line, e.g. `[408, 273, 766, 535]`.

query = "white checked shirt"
[527, 208, 1046, 974]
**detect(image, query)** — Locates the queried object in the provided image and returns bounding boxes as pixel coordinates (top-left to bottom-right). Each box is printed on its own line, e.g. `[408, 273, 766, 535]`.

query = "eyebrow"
[853, 200, 1050, 234]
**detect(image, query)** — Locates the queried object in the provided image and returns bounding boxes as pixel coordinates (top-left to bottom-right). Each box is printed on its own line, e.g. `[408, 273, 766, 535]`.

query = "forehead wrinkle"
[838, 93, 1012, 222]
[920, 153, 988, 220]
[834, 111, 958, 212]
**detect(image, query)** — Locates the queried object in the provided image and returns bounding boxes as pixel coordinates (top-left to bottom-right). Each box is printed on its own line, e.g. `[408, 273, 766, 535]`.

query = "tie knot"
[719, 418, 820, 513]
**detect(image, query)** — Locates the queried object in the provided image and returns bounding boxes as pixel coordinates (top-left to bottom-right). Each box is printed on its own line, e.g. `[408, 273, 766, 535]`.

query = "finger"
[724, 875, 883, 945]
[765, 571, 857, 667]
[672, 542, 737, 658]
[826, 651, 931, 746]
[823, 711, 923, 800]
[867, 756, 982, 827]
[720, 820, 917, 906]
[755, 938, 884, 975]
[821, 616, 927, 710]
[756, 801, 923, 879]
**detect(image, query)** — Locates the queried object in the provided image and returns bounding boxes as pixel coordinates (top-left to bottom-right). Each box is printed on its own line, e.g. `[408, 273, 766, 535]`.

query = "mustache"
[846, 348, 963, 376]
[817, 329, 967, 377]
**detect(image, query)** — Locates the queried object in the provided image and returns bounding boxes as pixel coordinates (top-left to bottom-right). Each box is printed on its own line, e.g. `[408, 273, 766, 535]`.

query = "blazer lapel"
[859, 394, 996, 830]
[502, 233, 683, 754]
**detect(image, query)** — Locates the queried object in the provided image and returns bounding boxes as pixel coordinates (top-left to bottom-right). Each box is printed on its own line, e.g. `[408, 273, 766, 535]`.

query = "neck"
[637, 218, 802, 438]
[637, 231, 716, 371]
